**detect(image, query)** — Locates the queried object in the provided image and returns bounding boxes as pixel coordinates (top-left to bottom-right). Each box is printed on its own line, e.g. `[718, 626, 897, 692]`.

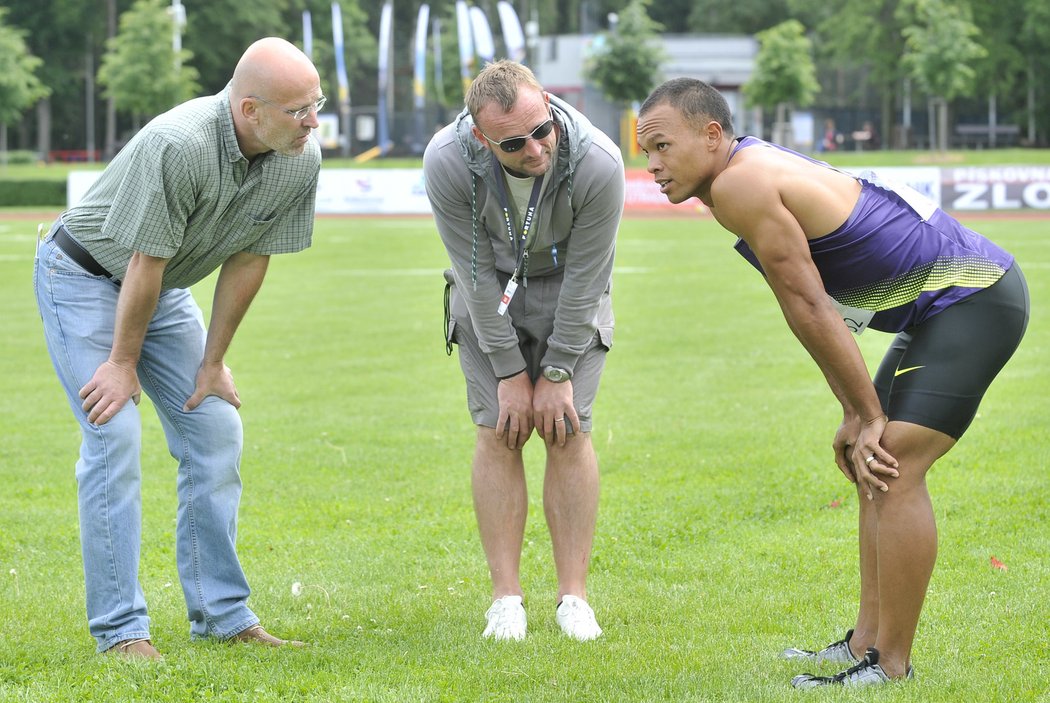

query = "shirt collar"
[218, 84, 249, 164]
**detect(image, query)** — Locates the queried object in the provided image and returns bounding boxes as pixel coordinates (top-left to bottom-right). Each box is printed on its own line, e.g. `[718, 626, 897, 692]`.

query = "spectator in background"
[819, 118, 841, 153]
[852, 121, 879, 151]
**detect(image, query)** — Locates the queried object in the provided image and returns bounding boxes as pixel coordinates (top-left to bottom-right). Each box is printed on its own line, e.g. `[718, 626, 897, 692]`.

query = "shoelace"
[827, 631, 853, 652]
[831, 651, 879, 683]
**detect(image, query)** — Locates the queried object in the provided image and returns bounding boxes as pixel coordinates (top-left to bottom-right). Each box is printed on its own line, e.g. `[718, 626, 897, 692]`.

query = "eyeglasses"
[250, 94, 327, 121]
[479, 112, 555, 153]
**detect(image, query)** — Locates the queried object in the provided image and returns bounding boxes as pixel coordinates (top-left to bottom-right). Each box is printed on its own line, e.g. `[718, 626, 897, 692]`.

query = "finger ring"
[865, 455, 876, 464]
[555, 418, 565, 423]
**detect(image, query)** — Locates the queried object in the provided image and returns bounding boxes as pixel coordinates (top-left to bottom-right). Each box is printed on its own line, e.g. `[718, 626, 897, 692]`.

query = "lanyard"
[490, 153, 544, 283]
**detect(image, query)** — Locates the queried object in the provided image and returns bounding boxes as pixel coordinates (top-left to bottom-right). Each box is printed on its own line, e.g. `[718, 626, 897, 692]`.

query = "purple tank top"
[730, 137, 1013, 332]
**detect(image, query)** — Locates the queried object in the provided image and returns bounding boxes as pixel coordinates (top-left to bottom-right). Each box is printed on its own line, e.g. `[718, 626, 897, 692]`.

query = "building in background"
[531, 34, 759, 149]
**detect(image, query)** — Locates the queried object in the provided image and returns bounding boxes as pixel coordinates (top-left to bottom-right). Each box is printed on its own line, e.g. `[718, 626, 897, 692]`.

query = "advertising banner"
[67, 165, 1050, 216]
[942, 166, 1050, 211]
[315, 169, 432, 215]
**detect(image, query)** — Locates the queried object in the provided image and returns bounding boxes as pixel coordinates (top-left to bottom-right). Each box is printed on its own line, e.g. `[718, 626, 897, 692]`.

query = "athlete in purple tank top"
[730, 135, 1013, 332]
[637, 78, 1029, 689]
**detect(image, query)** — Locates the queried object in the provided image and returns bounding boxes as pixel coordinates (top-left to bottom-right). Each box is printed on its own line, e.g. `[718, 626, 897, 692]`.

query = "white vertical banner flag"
[496, 1, 526, 63]
[377, 0, 394, 154]
[302, 10, 313, 59]
[412, 4, 431, 153]
[468, 6, 495, 64]
[331, 2, 351, 156]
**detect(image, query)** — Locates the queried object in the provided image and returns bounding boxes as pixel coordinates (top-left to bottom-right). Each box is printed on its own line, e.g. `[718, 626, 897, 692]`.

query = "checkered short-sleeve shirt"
[62, 86, 320, 290]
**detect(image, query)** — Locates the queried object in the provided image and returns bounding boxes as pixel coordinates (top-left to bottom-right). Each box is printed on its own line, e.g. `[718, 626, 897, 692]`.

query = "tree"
[898, 0, 986, 150]
[584, 0, 665, 106]
[2, 0, 104, 156]
[686, 0, 791, 34]
[967, 0, 1025, 147]
[792, 0, 908, 148]
[187, 0, 288, 96]
[1019, 0, 1050, 144]
[743, 19, 819, 147]
[97, 0, 200, 126]
[0, 8, 50, 162]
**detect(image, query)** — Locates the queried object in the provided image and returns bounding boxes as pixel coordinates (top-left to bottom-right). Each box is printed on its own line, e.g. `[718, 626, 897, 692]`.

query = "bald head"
[229, 37, 322, 159]
[230, 37, 319, 104]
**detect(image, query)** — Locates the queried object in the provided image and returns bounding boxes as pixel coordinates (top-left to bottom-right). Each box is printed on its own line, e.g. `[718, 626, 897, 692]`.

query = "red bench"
[48, 150, 103, 163]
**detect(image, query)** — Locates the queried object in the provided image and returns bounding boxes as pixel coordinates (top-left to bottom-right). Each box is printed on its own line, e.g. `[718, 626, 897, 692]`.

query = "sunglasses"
[479, 113, 555, 153]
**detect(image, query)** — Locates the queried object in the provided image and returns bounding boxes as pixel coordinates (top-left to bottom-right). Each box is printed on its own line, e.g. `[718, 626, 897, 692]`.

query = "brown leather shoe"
[107, 638, 163, 660]
[230, 624, 306, 648]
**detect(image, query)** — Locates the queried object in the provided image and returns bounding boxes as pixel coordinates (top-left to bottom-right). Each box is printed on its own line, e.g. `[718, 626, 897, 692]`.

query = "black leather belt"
[52, 225, 114, 279]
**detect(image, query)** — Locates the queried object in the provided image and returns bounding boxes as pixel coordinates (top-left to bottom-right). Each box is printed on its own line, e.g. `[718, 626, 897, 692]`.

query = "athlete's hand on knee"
[79, 360, 142, 426]
[852, 415, 899, 499]
[183, 361, 241, 412]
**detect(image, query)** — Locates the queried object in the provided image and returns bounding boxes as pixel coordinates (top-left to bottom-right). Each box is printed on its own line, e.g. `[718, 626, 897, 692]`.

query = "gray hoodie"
[423, 94, 625, 378]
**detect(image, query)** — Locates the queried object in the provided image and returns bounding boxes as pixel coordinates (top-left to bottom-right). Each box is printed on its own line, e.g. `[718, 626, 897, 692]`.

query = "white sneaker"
[555, 595, 603, 641]
[483, 595, 527, 641]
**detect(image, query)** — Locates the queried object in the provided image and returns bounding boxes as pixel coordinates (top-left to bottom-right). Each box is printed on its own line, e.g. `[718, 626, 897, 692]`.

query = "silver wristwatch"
[542, 366, 572, 383]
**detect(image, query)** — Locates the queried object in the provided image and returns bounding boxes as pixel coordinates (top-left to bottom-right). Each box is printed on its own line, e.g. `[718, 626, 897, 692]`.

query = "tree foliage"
[898, 0, 986, 102]
[743, 19, 819, 111]
[584, 0, 666, 105]
[686, 0, 792, 34]
[97, 0, 201, 119]
[0, 8, 50, 127]
[969, 0, 1025, 99]
[183, 0, 287, 96]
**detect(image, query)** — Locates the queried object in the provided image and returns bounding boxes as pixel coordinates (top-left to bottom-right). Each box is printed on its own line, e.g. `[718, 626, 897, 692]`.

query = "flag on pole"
[469, 6, 495, 65]
[303, 10, 313, 59]
[412, 4, 431, 153]
[331, 2, 351, 156]
[455, 1, 475, 98]
[377, 0, 394, 155]
[497, 1, 526, 64]
[432, 17, 447, 107]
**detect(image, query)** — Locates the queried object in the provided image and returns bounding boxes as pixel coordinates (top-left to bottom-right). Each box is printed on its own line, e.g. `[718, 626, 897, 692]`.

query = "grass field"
[0, 211, 1047, 702]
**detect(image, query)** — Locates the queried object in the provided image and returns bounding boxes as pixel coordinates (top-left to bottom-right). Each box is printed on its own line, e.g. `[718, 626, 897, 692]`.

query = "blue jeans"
[34, 237, 259, 652]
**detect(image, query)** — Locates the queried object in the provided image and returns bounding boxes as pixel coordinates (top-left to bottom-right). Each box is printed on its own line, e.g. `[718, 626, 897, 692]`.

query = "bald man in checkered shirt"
[34, 37, 323, 659]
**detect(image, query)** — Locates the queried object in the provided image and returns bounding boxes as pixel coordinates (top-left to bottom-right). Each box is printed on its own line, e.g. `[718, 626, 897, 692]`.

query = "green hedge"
[0, 180, 66, 207]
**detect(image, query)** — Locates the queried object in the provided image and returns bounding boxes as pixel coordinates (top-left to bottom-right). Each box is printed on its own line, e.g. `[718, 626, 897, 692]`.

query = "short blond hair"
[465, 60, 544, 120]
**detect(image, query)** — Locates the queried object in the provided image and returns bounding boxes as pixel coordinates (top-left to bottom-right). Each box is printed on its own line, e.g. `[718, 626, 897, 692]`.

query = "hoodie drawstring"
[470, 172, 478, 290]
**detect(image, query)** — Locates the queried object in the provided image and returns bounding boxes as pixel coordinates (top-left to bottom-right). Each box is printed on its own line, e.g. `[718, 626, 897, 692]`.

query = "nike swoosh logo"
[894, 365, 926, 377]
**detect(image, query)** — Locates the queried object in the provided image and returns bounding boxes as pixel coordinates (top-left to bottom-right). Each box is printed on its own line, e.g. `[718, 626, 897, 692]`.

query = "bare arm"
[183, 251, 270, 412]
[712, 168, 897, 497]
[79, 252, 169, 425]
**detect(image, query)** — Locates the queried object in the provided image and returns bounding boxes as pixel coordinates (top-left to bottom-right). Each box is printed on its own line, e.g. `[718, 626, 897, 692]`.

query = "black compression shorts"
[872, 264, 1030, 439]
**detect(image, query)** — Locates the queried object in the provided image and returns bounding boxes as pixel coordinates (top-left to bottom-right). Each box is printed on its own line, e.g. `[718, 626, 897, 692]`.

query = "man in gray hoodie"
[424, 60, 624, 642]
